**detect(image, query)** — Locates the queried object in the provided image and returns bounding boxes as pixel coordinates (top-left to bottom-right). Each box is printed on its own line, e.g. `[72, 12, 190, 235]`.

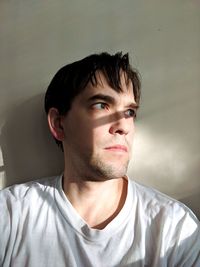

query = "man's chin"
[84, 153, 129, 180]
[90, 162, 129, 181]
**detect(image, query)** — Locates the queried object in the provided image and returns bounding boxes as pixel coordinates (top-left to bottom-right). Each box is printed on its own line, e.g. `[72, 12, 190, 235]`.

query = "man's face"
[61, 72, 138, 181]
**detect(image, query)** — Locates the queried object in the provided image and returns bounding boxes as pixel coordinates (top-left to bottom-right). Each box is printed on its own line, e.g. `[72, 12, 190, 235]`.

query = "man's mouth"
[105, 145, 128, 152]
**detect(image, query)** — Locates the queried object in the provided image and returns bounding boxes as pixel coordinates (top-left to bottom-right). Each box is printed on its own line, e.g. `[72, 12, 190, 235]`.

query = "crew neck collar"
[54, 174, 135, 242]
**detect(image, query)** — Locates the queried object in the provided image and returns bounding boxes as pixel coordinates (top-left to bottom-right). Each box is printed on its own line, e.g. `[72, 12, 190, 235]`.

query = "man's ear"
[47, 108, 65, 141]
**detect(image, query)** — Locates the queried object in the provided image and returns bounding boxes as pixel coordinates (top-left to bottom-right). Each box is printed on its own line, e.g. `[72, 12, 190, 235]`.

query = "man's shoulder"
[129, 178, 199, 223]
[128, 179, 200, 266]
[0, 175, 59, 203]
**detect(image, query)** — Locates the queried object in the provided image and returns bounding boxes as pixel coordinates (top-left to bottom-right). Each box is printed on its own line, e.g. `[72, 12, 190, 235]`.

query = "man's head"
[45, 52, 141, 181]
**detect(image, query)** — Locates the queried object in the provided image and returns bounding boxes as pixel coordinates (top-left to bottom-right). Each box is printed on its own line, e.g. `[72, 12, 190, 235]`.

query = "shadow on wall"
[180, 192, 200, 220]
[0, 94, 64, 187]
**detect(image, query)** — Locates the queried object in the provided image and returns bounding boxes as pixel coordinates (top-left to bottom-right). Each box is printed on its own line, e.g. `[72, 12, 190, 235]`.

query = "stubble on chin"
[85, 155, 129, 181]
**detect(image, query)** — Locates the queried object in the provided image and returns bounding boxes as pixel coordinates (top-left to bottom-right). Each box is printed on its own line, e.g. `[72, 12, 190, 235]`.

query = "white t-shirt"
[0, 175, 199, 267]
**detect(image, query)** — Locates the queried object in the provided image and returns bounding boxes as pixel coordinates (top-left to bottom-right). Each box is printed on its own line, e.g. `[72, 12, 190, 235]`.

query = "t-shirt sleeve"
[0, 188, 22, 267]
[0, 191, 12, 266]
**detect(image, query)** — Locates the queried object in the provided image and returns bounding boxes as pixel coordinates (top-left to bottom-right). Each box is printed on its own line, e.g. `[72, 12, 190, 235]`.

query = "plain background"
[0, 0, 199, 218]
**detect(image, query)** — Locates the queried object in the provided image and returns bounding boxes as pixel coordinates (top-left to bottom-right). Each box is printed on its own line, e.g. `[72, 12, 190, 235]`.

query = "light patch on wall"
[128, 123, 200, 199]
[130, 126, 187, 176]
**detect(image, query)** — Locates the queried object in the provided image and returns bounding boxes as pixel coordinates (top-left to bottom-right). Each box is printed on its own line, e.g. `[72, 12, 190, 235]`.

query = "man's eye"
[93, 103, 107, 110]
[125, 109, 136, 118]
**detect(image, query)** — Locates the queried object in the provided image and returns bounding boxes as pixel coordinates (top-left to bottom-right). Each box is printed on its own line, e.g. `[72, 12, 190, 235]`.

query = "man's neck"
[62, 175, 128, 229]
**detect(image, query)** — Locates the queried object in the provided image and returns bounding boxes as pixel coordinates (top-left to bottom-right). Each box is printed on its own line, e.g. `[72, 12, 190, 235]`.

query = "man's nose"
[109, 111, 131, 135]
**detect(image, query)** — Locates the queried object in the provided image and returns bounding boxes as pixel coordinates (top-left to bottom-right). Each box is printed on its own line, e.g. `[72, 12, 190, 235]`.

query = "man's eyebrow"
[128, 102, 139, 109]
[87, 93, 139, 109]
[87, 94, 115, 104]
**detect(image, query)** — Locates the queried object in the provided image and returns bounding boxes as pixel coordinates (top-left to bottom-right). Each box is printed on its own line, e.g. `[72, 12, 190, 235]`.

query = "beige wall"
[0, 1, 199, 218]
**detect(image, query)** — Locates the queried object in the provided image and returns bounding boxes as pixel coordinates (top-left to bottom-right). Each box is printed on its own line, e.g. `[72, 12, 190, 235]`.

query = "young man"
[0, 52, 199, 266]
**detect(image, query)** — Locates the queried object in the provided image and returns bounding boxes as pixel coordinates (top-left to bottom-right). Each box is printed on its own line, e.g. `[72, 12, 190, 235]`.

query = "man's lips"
[105, 145, 128, 152]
